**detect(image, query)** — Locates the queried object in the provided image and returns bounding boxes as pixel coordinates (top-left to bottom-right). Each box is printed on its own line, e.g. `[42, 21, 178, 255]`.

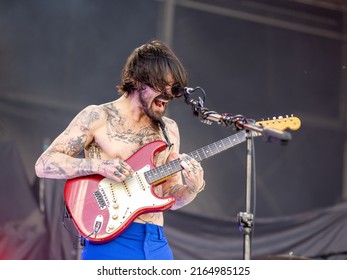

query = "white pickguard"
[97, 165, 173, 233]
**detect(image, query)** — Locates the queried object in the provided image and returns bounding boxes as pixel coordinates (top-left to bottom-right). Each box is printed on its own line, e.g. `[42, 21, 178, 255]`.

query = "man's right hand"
[96, 159, 134, 182]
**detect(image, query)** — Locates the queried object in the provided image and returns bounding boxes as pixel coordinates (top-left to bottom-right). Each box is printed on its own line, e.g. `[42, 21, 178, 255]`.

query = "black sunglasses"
[171, 83, 184, 97]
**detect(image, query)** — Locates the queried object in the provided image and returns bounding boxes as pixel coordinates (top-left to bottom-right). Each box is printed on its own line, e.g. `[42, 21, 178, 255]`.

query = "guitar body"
[64, 140, 175, 243]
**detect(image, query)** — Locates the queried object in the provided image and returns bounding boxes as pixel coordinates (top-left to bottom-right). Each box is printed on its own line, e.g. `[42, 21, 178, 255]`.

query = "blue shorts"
[81, 222, 173, 260]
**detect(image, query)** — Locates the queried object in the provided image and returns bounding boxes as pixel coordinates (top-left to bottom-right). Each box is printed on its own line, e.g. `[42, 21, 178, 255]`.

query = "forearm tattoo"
[38, 107, 101, 178]
[168, 184, 196, 208]
[66, 135, 87, 155]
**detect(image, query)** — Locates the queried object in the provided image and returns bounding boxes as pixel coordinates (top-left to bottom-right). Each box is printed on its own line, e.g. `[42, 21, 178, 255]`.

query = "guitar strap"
[158, 118, 173, 149]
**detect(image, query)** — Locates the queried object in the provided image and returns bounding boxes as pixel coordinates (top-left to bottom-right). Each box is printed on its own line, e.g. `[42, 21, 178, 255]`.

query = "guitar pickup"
[93, 190, 107, 210]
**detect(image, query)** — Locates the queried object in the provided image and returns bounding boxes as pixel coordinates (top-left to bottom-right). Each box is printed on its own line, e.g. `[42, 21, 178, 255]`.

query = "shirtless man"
[35, 39, 205, 260]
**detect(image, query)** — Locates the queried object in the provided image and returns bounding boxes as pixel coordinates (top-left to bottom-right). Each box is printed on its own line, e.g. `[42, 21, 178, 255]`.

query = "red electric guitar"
[64, 116, 301, 243]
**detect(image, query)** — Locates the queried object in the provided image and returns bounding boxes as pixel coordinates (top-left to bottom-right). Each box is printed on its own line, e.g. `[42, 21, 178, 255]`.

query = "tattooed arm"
[35, 105, 132, 182]
[162, 154, 205, 210]
[160, 118, 205, 210]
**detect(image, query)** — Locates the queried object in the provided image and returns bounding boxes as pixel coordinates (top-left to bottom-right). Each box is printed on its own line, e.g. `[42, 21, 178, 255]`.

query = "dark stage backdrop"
[1, 0, 346, 259]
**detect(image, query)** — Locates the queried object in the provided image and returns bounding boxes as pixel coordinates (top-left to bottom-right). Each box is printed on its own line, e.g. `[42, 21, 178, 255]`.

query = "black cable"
[61, 204, 91, 248]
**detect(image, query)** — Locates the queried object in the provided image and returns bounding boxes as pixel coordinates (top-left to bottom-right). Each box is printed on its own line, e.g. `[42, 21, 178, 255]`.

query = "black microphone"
[172, 86, 195, 97]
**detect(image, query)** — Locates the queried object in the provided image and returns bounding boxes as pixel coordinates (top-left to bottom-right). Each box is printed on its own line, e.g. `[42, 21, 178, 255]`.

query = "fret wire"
[203, 147, 209, 159]
[212, 142, 221, 153]
[189, 150, 202, 161]
[207, 144, 213, 156]
[216, 140, 224, 151]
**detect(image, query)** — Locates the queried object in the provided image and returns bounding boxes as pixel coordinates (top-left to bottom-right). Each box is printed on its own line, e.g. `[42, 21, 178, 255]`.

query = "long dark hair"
[117, 39, 188, 96]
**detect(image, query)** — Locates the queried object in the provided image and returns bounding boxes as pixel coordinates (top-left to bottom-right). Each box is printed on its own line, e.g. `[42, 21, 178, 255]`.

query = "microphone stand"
[238, 128, 255, 260]
[182, 87, 291, 260]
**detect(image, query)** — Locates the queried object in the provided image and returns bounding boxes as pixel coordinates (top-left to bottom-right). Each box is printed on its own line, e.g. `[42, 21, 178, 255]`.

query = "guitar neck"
[144, 130, 247, 184]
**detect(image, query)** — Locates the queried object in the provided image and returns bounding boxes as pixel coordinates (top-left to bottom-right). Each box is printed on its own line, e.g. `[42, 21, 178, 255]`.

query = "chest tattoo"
[105, 104, 161, 148]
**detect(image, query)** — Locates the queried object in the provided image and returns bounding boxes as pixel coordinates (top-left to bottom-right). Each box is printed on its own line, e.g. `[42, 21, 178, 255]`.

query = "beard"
[139, 91, 167, 121]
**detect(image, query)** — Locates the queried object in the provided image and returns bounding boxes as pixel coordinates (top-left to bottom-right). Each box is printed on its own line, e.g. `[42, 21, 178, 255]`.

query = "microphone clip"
[219, 114, 253, 130]
[183, 87, 213, 124]
[183, 86, 205, 105]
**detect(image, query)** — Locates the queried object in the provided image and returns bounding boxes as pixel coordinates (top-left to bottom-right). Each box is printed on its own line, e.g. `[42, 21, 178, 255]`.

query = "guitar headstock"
[255, 115, 301, 131]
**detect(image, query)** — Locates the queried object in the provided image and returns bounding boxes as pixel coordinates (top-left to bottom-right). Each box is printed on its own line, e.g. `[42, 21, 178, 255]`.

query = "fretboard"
[144, 130, 247, 184]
